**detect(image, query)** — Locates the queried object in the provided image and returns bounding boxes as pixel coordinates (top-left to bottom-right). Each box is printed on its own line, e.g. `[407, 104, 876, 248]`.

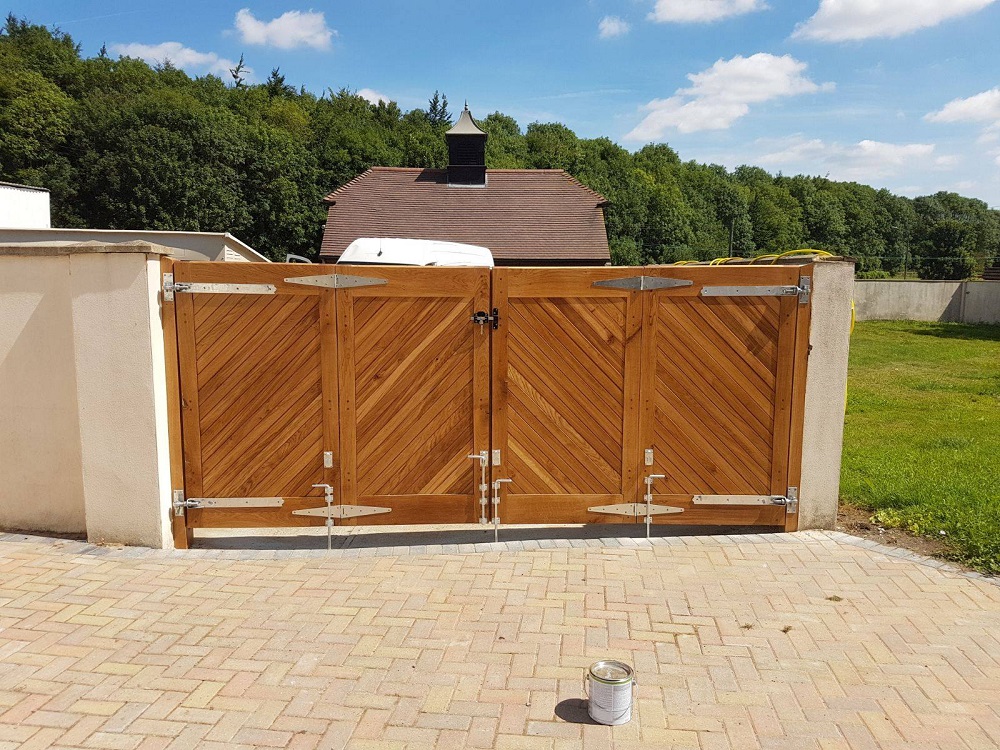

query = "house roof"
[320, 167, 610, 263]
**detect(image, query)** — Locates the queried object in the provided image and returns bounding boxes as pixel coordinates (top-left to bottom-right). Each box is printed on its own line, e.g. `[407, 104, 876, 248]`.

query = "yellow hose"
[768, 248, 834, 264]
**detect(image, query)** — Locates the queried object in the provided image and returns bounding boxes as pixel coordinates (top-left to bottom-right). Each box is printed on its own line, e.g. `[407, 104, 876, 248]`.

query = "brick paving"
[1, 529, 998, 749]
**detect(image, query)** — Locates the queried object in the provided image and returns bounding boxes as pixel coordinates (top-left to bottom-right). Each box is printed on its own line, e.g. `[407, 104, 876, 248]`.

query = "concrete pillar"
[799, 260, 855, 529]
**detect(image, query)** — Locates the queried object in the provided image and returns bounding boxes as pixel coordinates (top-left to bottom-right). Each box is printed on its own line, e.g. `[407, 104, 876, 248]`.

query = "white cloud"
[649, 0, 768, 23]
[598, 16, 630, 38]
[926, 87, 1000, 125]
[755, 136, 956, 180]
[793, 0, 996, 42]
[625, 53, 832, 139]
[357, 88, 390, 105]
[111, 41, 245, 78]
[234, 8, 335, 50]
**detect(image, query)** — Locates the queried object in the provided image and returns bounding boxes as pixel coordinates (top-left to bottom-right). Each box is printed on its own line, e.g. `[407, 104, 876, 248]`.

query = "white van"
[337, 237, 494, 268]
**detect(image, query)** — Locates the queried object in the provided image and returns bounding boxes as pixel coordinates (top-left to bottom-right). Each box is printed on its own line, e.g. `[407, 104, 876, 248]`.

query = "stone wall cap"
[0, 240, 171, 257]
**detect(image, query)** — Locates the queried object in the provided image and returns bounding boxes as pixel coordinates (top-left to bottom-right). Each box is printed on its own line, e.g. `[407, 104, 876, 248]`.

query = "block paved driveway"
[1, 529, 999, 750]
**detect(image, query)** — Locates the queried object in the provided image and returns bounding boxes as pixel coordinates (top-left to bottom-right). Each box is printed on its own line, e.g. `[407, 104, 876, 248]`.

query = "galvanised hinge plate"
[692, 495, 789, 506]
[701, 278, 812, 303]
[593, 276, 693, 291]
[285, 273, 388, 289]
[173, 493, 283, 516]
[785, 487, 798, 514]
[588, 503, 685, 517]
[292, 505, 391, 519]
[798, 277, 811, 304]
[163, 273, 276, 300]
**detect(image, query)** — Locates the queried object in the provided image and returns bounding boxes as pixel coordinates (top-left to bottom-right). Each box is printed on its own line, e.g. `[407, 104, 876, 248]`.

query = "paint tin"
[585, 660, 635, 725]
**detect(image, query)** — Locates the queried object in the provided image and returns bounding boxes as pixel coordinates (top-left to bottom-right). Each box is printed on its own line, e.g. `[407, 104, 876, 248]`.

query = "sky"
[20, 0, 1000, 205]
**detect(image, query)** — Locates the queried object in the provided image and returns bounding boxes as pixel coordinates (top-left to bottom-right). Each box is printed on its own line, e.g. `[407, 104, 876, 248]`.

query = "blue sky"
[22, 0, 1000, 205]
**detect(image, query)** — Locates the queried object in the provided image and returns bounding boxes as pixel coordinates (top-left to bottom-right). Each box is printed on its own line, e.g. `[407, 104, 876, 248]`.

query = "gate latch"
[471, 308, 499, 329]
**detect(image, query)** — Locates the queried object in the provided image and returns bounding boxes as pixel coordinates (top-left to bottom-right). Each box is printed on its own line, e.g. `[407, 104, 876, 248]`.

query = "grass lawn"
[841, 321, 1000, 574]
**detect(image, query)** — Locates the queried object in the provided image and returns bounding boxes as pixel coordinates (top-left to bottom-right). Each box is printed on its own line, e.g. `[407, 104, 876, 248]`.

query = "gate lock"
[471, 309, 499, 329]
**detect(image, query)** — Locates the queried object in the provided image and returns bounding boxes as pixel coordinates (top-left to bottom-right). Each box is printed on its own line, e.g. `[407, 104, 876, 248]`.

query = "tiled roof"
[320, 167, 610, 263]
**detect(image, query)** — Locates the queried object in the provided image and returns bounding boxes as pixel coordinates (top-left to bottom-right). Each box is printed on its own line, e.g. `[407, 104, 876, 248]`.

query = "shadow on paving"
[192, 524, 783, 550]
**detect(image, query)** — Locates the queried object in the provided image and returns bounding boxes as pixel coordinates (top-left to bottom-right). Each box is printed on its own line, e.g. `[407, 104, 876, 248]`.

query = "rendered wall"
[0, 255, 86, 532]
[854, 280, 1000, 324]
[799, 261, 855, 530]
[963, 282, 1000, 323]
[0, 245, 174, 547]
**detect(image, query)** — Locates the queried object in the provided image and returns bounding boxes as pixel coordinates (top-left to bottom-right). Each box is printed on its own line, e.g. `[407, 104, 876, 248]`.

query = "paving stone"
[0, 531, 997, 748]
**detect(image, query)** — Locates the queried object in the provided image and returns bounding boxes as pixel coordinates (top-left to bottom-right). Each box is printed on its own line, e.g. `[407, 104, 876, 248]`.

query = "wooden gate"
[163, 261, 812, 547]
[490, 269, 644, 524]
[334, 267, 490, 525]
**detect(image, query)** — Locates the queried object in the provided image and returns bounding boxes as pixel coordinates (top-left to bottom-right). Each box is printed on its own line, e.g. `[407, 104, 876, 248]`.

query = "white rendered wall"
[0, 185, 50, 229]
[0, 255, 86, 532]
[0, 245, 173, 547]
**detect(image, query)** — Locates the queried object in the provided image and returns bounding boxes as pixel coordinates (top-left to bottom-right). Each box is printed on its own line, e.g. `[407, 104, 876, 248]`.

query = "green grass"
[841, 321, 1000, 573]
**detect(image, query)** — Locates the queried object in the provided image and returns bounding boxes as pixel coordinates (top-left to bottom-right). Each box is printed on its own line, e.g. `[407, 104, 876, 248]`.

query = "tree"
[914, 220, 976, 279]
[427, 90, 450, 127]
[229, 54, 247, 88]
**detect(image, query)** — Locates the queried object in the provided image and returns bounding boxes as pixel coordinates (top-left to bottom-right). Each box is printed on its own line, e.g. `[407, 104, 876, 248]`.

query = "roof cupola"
[446, 103, 487, 186]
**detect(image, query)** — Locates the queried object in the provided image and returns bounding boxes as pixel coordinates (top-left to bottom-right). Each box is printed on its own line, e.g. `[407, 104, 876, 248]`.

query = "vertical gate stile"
[490, 268, 509, 514]
[770, 296, 798, 506]
[336, 286, 358, 510]
[319, 285, 340, 502]
[784, 267, 814, 532]
[623, 287, 645, 514]
[636, 272, 659, 519]
[474, 269, 493, 520]
[161, 256, 191, 549]
[174, 282, 204, 500]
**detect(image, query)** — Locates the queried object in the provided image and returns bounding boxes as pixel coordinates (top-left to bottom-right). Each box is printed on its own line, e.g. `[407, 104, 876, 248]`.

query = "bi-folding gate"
[162, 260, 812, 548]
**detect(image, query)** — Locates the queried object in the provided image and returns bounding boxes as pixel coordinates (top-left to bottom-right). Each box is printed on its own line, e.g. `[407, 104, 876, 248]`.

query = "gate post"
[797, 259, 855, 529]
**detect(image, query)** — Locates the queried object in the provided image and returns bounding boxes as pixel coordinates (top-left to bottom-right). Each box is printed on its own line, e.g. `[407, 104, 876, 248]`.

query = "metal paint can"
[585, 660, 635, 725]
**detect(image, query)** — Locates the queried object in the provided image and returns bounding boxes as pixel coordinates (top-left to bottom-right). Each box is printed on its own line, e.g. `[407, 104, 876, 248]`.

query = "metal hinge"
[692, 494, 790, 506]
[692, 491, 797, 514]
[471, 308, 499, 329]
[285, 273, 388, 289]
[785, 486, 798, 514]
[589, 503, 684, 517]
[171, 490, 284, 517]
[292, 505, 391, 519]
[593, 276, 693, 291]
[162, 273, 276, 301]
[701, 279, 811, 303]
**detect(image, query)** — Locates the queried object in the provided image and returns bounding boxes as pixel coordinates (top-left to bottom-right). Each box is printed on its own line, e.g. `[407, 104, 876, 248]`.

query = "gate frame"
[163, 261, 822, 547]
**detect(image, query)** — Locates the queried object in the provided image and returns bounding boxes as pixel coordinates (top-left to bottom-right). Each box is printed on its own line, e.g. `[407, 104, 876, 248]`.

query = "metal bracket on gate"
[292, 505, 391, 519]
[284, 273, 388, 289]
[701, 278, 811, 303]
[588, 503, 685, 517]
[590, 474, 685, 537]
[162, 273, 276, 302]
[171, 491, 283, 516]
[692, 491, 797, 514]
[592, 276, 693, 291]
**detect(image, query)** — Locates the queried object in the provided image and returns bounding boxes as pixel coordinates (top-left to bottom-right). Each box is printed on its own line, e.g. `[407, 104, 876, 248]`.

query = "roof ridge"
[324, 166, 608, 205]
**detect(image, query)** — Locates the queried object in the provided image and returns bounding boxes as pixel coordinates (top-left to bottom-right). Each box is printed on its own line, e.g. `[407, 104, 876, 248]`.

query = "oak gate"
[163, 261, 811, 548]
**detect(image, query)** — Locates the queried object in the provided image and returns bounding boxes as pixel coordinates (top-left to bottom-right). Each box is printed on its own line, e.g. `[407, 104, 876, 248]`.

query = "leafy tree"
[914, 220, 976, 279]
[3, 17, 999, 272]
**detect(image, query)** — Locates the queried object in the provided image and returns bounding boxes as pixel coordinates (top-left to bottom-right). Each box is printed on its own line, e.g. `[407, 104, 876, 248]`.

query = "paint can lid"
[589, 660, 633, 684]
